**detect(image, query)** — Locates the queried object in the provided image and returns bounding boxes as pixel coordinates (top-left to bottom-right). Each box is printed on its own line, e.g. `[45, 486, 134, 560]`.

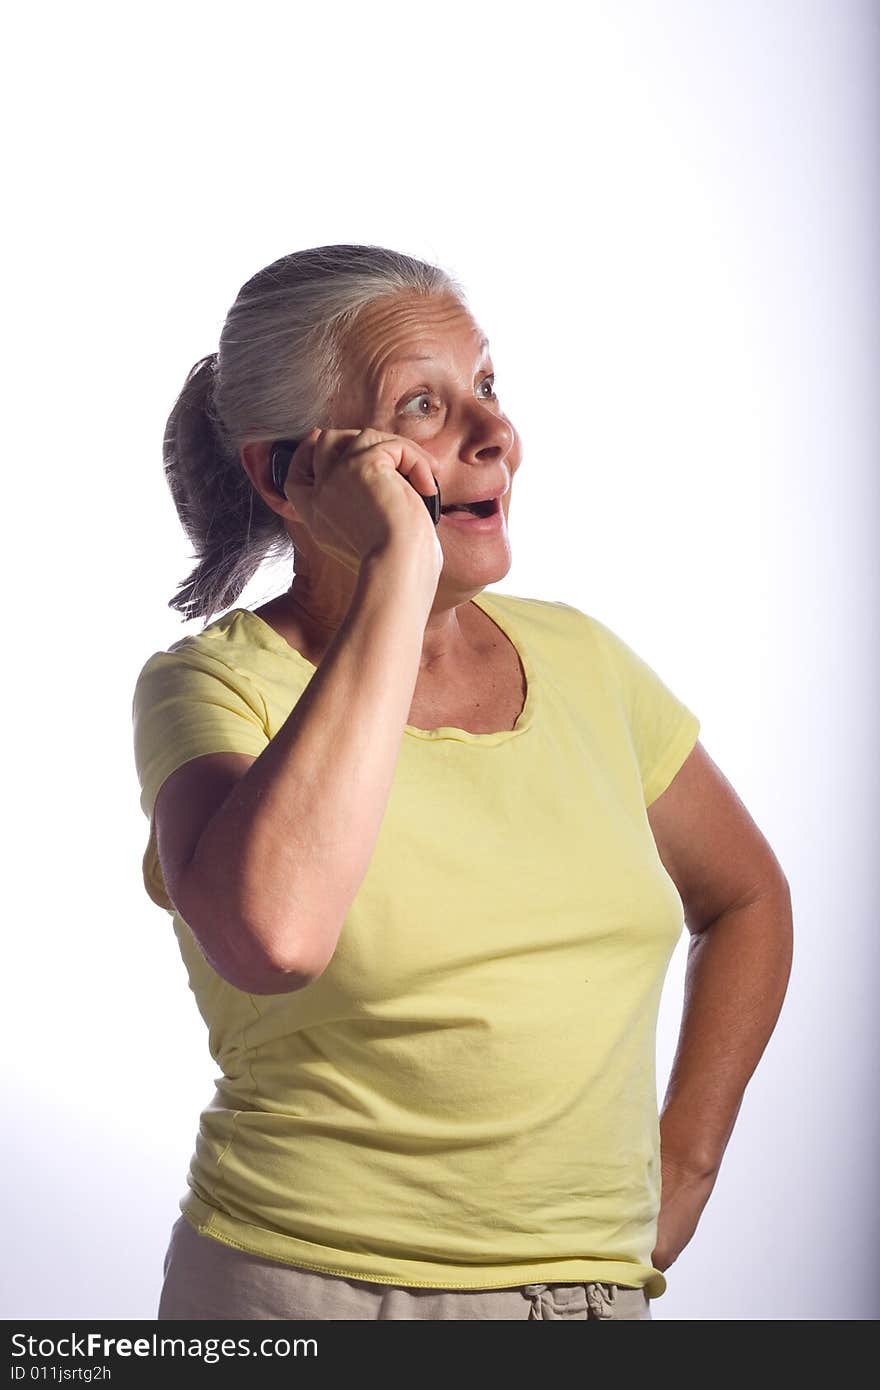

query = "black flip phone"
[269, 438, 442, 525]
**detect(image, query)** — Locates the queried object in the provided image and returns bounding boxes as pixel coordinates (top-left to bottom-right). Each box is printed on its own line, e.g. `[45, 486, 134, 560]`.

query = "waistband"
[521, 1281, 621, 1320]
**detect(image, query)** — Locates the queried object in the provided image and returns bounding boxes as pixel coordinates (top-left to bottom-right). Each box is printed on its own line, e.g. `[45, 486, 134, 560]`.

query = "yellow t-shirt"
[131, 588, 700, 1298]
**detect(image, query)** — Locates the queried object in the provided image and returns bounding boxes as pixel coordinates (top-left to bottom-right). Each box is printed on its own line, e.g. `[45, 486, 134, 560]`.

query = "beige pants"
[158, 1215, 653, 1321]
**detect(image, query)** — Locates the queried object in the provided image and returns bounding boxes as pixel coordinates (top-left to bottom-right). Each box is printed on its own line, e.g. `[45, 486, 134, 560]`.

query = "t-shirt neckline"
[230, 589, 536, 746]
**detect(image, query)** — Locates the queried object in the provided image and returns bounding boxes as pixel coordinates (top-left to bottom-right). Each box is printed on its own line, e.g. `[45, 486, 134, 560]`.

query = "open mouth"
[440, 497, 500, 518]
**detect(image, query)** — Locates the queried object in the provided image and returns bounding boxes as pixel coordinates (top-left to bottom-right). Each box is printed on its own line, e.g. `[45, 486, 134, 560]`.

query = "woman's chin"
[439, 540, 512, 588]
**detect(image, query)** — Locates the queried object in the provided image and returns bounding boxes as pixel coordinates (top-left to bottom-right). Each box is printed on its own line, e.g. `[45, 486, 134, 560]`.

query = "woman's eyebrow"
[391, 339, 491, 366]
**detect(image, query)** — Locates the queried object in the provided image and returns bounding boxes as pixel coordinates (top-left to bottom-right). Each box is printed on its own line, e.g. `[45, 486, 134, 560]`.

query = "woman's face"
[331, 290, 523, 589]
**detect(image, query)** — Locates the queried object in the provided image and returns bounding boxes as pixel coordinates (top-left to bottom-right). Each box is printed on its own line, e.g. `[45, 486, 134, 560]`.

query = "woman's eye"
[400, 392, 438, 417]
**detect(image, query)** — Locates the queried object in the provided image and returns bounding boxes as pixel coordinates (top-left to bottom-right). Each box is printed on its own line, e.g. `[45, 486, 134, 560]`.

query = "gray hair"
[163, 243, 469, 625]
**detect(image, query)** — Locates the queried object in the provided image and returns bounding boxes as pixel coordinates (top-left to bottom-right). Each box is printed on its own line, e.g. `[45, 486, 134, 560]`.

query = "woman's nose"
[461, 402, 515, 460]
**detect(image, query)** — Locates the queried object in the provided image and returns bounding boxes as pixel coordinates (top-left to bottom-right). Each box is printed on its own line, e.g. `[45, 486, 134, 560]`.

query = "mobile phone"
[270, 437, 442, 525]
[270, 438, 301, 500]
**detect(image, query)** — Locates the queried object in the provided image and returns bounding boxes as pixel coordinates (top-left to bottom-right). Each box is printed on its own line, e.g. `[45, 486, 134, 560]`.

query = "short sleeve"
[131, 642, 270, 910]
[589, 615, 701, 807]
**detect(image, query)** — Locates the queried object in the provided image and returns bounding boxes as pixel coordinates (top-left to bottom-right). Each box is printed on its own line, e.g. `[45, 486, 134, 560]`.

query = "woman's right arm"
[169, 541, 439, 995]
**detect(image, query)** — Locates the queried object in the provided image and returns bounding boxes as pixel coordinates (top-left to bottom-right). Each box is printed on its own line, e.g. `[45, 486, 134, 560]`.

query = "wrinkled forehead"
[340, 291, 489, 406]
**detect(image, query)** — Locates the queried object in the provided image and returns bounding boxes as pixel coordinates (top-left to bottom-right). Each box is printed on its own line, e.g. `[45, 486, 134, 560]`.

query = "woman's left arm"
[646, 739, 794, 1272]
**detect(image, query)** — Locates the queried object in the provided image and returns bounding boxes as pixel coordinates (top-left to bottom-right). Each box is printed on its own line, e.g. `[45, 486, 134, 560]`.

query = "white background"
[4, 0, 877, 1320]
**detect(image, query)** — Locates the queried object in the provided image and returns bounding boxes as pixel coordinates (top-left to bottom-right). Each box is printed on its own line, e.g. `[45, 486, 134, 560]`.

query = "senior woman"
[132, 243, 792, 1322]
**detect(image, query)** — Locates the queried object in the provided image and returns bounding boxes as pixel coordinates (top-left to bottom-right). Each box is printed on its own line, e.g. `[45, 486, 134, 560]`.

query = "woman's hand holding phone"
[278, 428, 443, 582]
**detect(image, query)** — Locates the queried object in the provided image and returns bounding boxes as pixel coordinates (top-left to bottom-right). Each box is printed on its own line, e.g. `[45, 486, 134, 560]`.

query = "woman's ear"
[240, 441, 296, 517]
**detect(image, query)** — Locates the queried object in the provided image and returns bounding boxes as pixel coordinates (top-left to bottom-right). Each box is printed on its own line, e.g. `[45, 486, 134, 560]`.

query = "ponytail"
[163, 353, 289, 624]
